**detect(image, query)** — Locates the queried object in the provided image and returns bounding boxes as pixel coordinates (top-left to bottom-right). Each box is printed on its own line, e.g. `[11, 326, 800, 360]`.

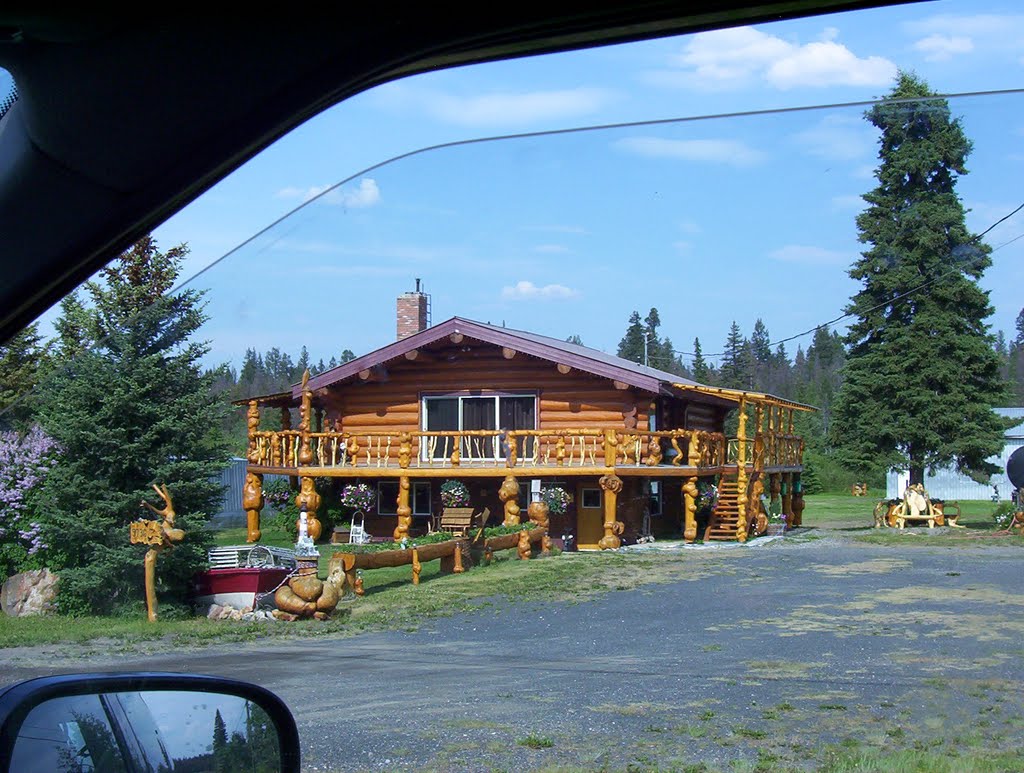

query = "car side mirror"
[0, 673, 300, 773]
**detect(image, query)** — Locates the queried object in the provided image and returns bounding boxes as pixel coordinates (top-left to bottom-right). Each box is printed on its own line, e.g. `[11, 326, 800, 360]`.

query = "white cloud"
[614, 136, 765, 166]
[276, 178, 381, 208]
[678, 219, 702, 234]
[376, 84, 614, 127]
[533, 244, 570, 254]
[906, 14, 1024, 61]
[646, 26, 896, 91]
[673, 240, 693, 252]
[794, 114, 876, 162]
[913, 34, 974, 62]
[769, 244, 849, 266]
[501, 281, 580, 301]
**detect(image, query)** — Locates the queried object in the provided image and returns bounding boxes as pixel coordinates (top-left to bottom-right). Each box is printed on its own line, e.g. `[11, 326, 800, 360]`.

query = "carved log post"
[393, 475, 412, 541]
[603, 429, 618, 467]
[247, 401, 261, 463]
[242, 472, 264, 543]
[517, 528, 531, 560]
[770, 473, 781, 518]
[541, 533, 552, 555]
[598, 474, 624, 549]
[143, 548, 160, 622]
[398, 432, 412, 469]
[555, 435, 566, 466]
[687, 431, 702, 469]
[782, 473, 793, 527]
[453, 541, 465, 573]
[411, 547, 421, 585]
[792, 473, 805, 527]
[682, 476, 699, 543]
[295, 476, 322, 541]
[499, 475, 521, 526]
[736, 398, 748, 543]
[298, 370, 313, 466]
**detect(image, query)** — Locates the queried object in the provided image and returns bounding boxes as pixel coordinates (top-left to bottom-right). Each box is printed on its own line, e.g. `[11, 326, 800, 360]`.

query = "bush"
[992, 501, 1017, 530]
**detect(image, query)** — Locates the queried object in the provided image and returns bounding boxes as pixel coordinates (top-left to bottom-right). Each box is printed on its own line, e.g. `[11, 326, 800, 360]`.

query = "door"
[576, 484, 603, 550]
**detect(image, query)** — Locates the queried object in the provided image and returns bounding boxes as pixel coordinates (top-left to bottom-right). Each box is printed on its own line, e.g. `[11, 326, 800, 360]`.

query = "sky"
[23, 0, 1024, 370]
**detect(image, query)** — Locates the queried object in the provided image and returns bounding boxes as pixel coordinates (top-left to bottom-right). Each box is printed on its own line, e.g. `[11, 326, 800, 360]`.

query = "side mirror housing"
[0, 672, 300, 773]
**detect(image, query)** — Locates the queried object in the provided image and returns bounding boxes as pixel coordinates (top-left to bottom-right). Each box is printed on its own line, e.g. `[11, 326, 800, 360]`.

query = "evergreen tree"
[750, 319, 772, 365]
[36, 236, 226, 615]
[616, 311, 646, 364]
[565, 334, 584, 346]
[239, 348, 261, 385]
[719, 322, 752, 389]
[0, 323, 46, 429]
[691, 337, 710, 384]
[340, 349, 356, 363]
[293, 345, 311, 381]
[832, 72, 1008, 483]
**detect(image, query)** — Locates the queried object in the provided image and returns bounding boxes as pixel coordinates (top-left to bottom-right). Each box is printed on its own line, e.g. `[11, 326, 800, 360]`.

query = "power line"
[671, 206, 1024, 361]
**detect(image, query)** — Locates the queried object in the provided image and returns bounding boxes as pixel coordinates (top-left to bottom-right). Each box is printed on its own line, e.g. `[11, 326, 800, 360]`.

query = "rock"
[206, 604, 224, 620]
[1, 569, 59, 617]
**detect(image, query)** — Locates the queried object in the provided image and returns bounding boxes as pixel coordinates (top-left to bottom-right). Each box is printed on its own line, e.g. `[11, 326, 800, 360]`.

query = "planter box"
[766, 524, 786, 536]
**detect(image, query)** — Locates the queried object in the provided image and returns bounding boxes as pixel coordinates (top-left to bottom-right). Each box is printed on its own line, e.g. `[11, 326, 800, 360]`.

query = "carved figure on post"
[295, 476, 322, 541]
[242, 472, 264, 543]
[499, 475, 521, 526]
[246, 401, 260, 463]
[517, 528, 532, 560]
[598, 474, 624, 549]
[393, 475, 412, 541]
[682, 476, 699, 542]
[131, 484, 186, 622]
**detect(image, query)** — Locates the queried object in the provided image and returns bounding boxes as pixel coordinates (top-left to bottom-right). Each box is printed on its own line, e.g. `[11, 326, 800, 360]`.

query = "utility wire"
[669, 204, 1024, 361]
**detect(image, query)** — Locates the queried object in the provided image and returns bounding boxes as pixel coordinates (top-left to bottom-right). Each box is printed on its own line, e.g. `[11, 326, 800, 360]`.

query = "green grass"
[517, 733, 554, 749]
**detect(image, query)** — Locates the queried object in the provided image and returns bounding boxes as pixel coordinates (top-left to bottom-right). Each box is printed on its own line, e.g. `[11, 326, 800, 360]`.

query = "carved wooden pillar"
[598, 474, 624, 549]
[411, 547, 421, 585]
[295, 476, 322, 541]
[499, 475, 521, 525]
[782, 472, 793, 527]
[398, 433, 412, 469]
[280, 405, 291, 431]
[247, 401, 260, 463]
[242, 472, 264, 543]
[687, 431, 701, 468]
[298, 370, 313, 467]
[603, 429, 618, 467]
[769, 473, 781, 517]
[792, 473, 805, 527]
[393, 475, 412, 541]
[517, 528, 531, 560]
[736, 398, 748, 542]
[682, 476, 698, 543]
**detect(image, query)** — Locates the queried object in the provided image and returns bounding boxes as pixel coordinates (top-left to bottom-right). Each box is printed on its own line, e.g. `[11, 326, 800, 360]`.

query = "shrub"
[0, 426, 60, 578]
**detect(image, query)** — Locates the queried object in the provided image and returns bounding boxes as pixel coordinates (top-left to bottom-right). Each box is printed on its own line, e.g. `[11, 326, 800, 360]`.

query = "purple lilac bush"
[0, 426, 60, 572]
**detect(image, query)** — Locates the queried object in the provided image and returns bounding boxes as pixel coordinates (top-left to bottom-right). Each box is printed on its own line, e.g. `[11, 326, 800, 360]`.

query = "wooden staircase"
[703, 476, 744, 541]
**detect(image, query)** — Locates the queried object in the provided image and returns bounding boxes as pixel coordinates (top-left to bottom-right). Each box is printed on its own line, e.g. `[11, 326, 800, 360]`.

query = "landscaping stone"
[1, 568, 59, 617]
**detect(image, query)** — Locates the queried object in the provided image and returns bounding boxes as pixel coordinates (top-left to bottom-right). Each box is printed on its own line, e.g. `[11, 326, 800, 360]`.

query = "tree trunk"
[909, 460, 924, 486]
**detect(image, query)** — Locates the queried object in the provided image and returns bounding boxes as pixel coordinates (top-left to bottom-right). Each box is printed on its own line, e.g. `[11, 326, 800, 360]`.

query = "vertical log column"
[499, 475, 521, 526]
[295, 370, 321, 540]
[394, 476, 412, 541]
[769, 473, 781, 518]
[598, 474, 624, 549]
[782, 472, 793, 528]
[244, 401, 264, 543]
[682, 432, 702, 542]
[736, 398, 748, 543]
[792, 473, 805, 527]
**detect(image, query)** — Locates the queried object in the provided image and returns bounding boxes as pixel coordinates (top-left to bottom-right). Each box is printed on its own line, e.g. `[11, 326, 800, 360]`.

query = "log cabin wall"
[325, 345, 654, 435]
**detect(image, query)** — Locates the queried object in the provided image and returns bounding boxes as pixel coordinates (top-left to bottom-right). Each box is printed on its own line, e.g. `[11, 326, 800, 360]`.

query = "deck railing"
[246, 427, 762, 471]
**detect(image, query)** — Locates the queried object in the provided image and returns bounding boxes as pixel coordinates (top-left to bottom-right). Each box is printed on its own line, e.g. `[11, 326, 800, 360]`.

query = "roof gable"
[299, 316, 690, 398]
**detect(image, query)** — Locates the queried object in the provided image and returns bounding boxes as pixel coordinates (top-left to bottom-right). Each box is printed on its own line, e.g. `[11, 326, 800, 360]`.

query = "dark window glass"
[413, 482, 431, 515]
[378, 481, 398, 515]
[11, 694, 129, 773]
[425, 397, 459, 431]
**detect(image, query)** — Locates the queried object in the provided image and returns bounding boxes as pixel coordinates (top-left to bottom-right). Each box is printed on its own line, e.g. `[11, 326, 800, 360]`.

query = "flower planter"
[766, 523, 786, 537]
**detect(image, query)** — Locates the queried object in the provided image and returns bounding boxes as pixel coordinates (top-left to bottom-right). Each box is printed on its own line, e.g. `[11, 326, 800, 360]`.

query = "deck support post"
[394, 475, 412, 541]
[769, 473, 781, 520]
[499, 475, 521, 526]
[792, 473, 805, 527]
[598, 474, 624, 549]
[682, 476, 698, 543]
[243, 472, 264, 543]
[782, 473, 793, 527]
[295, 475, 322, 541]
[735, 398, 748, 542]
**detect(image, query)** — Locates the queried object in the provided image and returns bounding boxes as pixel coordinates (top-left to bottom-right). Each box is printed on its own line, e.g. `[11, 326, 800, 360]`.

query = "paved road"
[4, 536, 1023, 771]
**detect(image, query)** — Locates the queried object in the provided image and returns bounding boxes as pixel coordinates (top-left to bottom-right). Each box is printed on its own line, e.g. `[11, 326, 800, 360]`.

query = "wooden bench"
[439, 506, 489, 537]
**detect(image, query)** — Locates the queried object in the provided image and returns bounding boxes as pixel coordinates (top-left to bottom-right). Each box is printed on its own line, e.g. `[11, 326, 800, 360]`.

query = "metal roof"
[996, 407, 1024, 437]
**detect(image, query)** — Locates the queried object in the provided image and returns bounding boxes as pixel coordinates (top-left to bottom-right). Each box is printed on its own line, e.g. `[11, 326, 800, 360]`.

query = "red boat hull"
[192, 567, 291, 610]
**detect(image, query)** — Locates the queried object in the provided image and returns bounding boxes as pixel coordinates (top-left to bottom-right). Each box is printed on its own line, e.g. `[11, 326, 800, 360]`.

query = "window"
[581, 488, 602, 509]
[377, 481, 398, 515]
[422, 393, 536, 459]
[413, 481, 432, 516]
[649, 481, 662, 517]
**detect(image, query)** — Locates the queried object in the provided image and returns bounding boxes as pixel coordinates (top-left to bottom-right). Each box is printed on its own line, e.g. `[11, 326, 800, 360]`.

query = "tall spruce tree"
[691, 337, 710, 384]
[36, 236, 227, 615]
[719, 321, 752, 389]
[617, 311, 646, 364]
[0, 323, 46, 429]
[832, 72, 1008, 484]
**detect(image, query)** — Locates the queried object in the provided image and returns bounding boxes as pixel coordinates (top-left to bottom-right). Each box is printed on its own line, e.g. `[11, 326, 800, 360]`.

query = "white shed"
[886, 407, 1024, 500]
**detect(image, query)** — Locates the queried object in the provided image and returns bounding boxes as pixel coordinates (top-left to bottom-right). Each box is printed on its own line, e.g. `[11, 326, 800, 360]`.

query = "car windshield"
[3, 2, 1024, 771]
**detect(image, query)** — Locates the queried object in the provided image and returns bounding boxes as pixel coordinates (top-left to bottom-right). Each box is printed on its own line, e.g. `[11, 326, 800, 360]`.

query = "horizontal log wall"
[329, 347, 652, 436]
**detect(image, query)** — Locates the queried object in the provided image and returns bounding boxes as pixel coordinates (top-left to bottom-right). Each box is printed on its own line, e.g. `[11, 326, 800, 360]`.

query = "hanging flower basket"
[540, 486, 573, 517]
[340, 483, 376, 513]
[440, 480, 471, 508]
[696, 480, 718, 514]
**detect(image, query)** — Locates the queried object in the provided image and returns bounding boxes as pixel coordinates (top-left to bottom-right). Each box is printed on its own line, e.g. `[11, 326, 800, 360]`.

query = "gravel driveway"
[3, 533, 1023, 771]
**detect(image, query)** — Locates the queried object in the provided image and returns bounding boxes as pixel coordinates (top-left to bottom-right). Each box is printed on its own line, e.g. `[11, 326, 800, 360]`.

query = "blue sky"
[29, 0, 1024, 369]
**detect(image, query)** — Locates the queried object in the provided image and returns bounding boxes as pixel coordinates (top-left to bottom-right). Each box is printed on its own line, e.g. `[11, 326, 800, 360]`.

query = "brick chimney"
[396, 279, 429, 340]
